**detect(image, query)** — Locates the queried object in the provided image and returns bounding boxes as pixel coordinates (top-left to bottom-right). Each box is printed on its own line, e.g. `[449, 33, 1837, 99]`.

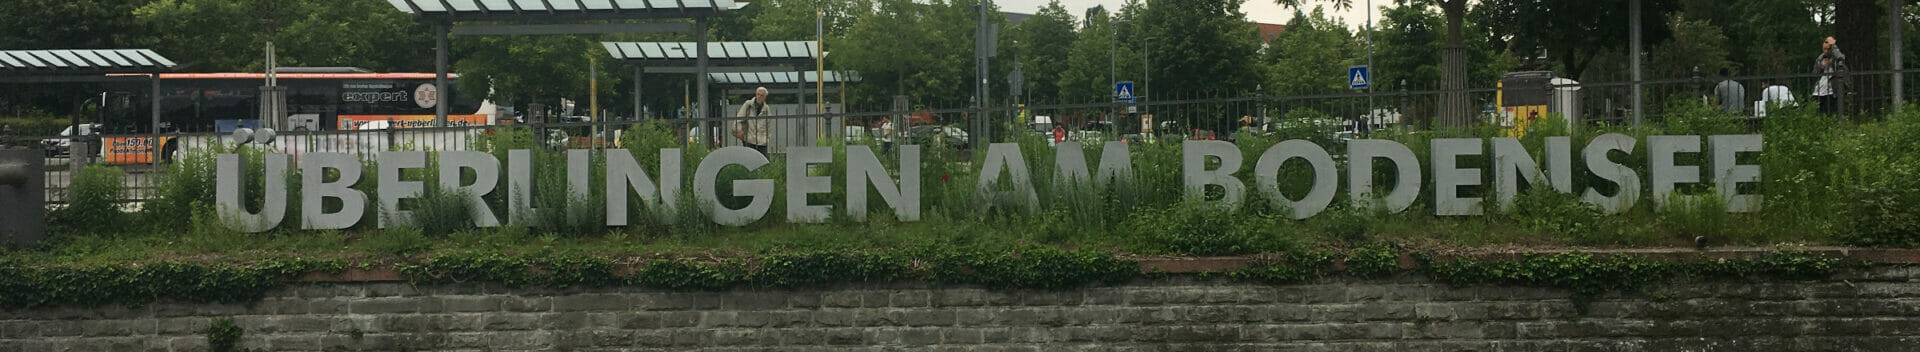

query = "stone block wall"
[3, 266, 1919, 351]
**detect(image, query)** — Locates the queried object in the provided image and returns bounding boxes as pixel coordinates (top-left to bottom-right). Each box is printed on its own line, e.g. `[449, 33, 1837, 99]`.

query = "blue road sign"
[1349, 66, 1370, 90]
[1115, 81, 1136, 103]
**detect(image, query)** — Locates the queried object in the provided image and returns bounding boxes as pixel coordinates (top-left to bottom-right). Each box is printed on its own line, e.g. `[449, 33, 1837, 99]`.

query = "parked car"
[42, 123, 102, 157]
[844, 126, 877, 143]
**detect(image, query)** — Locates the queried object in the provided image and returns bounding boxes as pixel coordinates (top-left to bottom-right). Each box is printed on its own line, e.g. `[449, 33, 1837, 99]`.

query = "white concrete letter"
[300, 152, 365, 230]
[1182, 140, 1246, 208]
[785, 146, 834, 223]
[1649, 135, 1703, 209]
[1582, 133, 1641, 213]
[846, 145, 921, 221]
[1253, 140, 1338, 219]
[376, 151, 426, 228]
[1346, 139, 1421, 213]
[217, 153, 289, 233]
[437, 151, 501, 227]
[694, 146, 773, 226]
[1431, 138, 1483, 216]
[1711, 134, 1763, 212]
[974, 143, 1040, 213]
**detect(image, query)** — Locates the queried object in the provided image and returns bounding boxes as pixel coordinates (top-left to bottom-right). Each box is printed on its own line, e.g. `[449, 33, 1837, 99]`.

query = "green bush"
[409, 188, 476, 237]
[1124, 200, 1288, 255]
[1345, 244, 1399, 278]
[206, 317, 249, 352]
[1833, 114, 1920, 247]
[50, 165, 127, 235]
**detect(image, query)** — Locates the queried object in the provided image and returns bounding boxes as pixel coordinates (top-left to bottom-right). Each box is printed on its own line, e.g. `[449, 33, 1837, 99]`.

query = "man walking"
[733, 87, 773, 156]
[1714, 68, 1745, 114]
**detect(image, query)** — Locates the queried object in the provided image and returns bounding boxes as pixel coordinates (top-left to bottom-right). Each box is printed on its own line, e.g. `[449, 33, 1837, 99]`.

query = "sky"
[994, 0, 1385, 30]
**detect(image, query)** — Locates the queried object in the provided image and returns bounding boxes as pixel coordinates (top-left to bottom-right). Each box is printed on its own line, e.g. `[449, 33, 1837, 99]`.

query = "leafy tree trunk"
[1438, 0, 1471, 127]
[1834, 0, 1884, 116]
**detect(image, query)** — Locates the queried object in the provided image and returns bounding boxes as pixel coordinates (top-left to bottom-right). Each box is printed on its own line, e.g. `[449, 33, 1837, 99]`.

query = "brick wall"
[4, 266, 1919, 351]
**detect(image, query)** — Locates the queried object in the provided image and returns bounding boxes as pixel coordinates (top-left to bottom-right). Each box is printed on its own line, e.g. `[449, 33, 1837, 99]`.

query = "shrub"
[51, 164, 127, 235]
[206, 317, 248, 352]
[1345, 243, 1400, 278]
[1124, 200, 1288, 256]
[410, 188, 476, 237]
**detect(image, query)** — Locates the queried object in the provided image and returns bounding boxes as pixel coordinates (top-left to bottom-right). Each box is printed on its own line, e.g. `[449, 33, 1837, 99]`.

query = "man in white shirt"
[733, 87, 772, 155]
[1756, 80, 1794, 120]
[879, 116, 895, 155]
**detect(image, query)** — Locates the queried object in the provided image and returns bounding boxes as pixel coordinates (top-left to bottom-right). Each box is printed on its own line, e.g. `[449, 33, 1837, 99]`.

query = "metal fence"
[4, 69, 1914, 205]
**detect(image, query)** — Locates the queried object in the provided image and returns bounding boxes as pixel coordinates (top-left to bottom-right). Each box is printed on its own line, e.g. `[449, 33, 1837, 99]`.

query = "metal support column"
[696, 17, 711, 148]
[633, 67, 642, 121]
[151, 77, 161, 167]
[645, 66, 652, 121]
[1895, 0, 1906, 114]
[435, 22, 450, 127]
[1629, 0, 1643, 126]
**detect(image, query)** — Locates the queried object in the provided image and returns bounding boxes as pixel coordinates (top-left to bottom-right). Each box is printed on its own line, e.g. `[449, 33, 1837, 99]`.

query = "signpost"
[1115, 81, 1136, 103]
[1349, 66, 1370, 90]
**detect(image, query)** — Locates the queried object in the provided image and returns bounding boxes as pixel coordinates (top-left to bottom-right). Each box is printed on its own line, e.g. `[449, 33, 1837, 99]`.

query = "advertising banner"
[100, 136, 177, 165]
[337, 114, 489, 130]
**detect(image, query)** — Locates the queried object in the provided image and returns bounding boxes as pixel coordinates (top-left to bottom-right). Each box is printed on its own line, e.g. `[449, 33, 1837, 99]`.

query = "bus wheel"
[161, 139, 180, 163]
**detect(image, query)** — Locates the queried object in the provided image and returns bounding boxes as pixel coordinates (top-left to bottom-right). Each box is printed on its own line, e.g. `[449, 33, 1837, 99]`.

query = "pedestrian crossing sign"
[1349, 66, 1370, 89]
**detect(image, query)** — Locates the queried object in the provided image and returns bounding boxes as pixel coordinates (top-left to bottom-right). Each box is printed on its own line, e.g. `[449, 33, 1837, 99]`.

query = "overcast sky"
[993, 0, 1384, 29]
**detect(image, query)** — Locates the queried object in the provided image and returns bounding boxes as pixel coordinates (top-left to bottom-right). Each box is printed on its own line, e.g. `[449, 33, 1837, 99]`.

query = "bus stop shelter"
[702, 70, 859, 151]
[383, 0, 745, 128]
[0, 49, 178, 166]
[602, 41, 822, 145]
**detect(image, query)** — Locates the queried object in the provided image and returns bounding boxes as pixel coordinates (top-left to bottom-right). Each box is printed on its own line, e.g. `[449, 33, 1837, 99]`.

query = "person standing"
[1714, 68, 1745, 114]
[733, 87, 773, 156]
[879, 116, 895, 155]
[1813, 36, 1845, 116]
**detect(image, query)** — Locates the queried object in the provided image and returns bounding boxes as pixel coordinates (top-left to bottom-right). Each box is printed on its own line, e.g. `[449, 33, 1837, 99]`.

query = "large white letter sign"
[1053, 141, 1091, 187]
[974, 143, 1039, 213]
[1431, 138, 1485, 216]
[217, 153, 290, 233]
[376, 151, 426, 228]
[437, 151, 501, 227]
[301, 152, 365, 230]
[1346, 139, 1421, 213]
[1254, 140, 1338, 219]
[785, 146, 834, 223]
[1095, 141, 1135, 188]
[1491, 137, 1574, 211]
[695, 146, 774, 226]
[846, 145, 921, 221]
[1649, 135, 1703, 209]
[1582, 133, 1641, 213]
[1183, 140, 1246, 208]
[605, 148, 681, 226]
[1710, 135, 1763, 213]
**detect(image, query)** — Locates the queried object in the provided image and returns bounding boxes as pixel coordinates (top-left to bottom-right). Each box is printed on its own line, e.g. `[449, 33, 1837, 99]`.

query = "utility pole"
[1366, 0, 1375, 133]
[1629, 0, 1643, 126]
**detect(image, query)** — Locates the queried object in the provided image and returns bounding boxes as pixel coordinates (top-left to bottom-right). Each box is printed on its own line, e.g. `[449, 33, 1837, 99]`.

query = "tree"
[1651, 15, 1733, 79]
[1264, 7, 1360, 96]
[836, 0, 1008, 110]
[0, 0, 149, 50]
[1482, 0, 1678, 80]
[750, 0, 871, 41]
[1277, 0, 1478, 127]
[1011, 1, 1077, 105]
[134, 0, 433, 72]
[453, 36, 615, 113]
[1141, 0, 1265, 98]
